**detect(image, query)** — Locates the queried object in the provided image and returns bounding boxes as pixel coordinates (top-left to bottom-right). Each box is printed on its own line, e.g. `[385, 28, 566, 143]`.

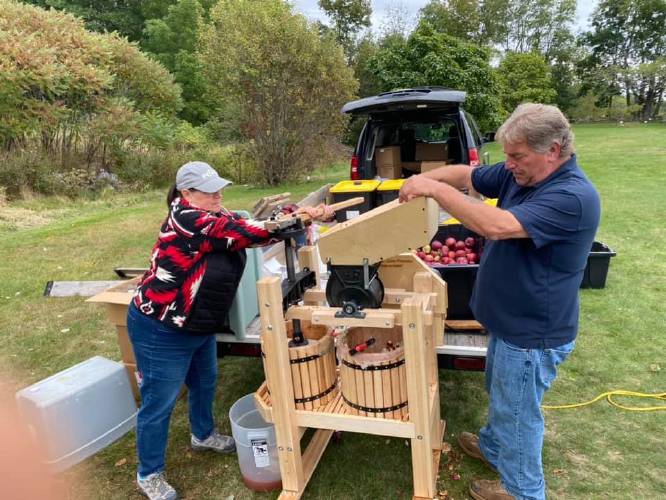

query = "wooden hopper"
[317, 197, 439, 266]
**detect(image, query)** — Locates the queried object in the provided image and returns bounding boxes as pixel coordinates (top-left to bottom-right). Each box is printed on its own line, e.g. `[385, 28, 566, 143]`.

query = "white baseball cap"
[176, 161, 232, 193]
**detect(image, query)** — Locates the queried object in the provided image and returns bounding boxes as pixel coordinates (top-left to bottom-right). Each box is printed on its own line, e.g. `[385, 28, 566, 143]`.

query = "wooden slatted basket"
[262, 320, 337, 410]
[339, 326, 408, 419]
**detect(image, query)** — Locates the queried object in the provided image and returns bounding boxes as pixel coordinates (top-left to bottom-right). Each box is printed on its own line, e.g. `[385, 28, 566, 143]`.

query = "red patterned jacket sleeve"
[170, 198, 275, 252]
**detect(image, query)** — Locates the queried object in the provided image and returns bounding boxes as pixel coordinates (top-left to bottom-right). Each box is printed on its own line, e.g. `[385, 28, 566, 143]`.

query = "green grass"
[1, 124, 666, 499]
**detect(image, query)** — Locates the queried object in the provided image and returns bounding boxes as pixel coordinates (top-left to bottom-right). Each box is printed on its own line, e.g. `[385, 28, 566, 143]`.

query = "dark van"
[343, 87, 492, 180]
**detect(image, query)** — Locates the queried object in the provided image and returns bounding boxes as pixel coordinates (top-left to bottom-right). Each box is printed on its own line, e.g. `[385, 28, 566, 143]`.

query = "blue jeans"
[127, 303, 218, 477]
[478, 335, 575, 500]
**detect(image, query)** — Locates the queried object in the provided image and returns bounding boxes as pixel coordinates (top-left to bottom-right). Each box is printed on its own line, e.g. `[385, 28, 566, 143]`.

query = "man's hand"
[398, 175, 439, 203]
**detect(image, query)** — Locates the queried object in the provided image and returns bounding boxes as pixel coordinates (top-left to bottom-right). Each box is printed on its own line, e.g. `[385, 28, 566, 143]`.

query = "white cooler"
[15, 356, 138, 471]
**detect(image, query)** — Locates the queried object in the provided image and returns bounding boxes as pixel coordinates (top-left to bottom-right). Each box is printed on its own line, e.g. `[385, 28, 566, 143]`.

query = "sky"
[291, 0, 599, 36]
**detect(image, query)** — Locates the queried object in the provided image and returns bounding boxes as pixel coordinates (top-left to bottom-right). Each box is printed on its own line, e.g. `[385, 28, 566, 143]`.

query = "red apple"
[416, 251, 426, 260]
[455, 241, 466, 250]
[431, 240, 443, 251]
[442, 257, 451, 265]
[448, 251, 456, 259]
[456, 257, 469, 264]
[455, 249, 467, 258]
[464, 236, 476, 248]
[466, 252, 477, 263]
[445, 237, 456, 248]
[424, 254, 434, 262]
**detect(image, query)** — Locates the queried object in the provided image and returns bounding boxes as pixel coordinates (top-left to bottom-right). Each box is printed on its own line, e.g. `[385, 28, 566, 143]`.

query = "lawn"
[1, 123, 665, 499]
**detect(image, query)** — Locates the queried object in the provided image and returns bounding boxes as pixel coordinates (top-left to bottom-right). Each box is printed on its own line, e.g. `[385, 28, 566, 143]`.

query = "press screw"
[267, 325, 273, 331]
[409, 323, 416, 329]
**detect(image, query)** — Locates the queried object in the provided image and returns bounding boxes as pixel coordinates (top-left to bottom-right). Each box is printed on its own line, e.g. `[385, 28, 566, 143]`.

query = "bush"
[190, 143, 258, 185]
[0, 148, 116, 198]
[0, 0, 186, 197]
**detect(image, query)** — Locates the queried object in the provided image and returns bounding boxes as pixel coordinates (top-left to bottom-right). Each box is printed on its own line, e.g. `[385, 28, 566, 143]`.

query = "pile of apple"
[416, 236, 481, 265]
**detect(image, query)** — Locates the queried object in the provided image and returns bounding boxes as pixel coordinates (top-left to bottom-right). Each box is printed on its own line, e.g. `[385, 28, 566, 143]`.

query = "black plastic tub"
[329, 180, 380, 222]
[580, 241, 616, 289]
[429, 224, 484, 320]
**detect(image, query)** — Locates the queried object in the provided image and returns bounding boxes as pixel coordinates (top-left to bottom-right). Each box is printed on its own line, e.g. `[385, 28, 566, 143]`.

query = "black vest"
[185, 249, 247, 333]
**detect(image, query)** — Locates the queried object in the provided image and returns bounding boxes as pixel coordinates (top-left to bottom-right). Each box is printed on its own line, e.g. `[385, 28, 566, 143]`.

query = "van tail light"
[350, 154, 360, 180]
[468, 148, 480, 167]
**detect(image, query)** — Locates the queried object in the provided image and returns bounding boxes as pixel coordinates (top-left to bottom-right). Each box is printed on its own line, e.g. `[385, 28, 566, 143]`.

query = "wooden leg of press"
[257, 277, 305, 495]
[402, 297, 436, 499]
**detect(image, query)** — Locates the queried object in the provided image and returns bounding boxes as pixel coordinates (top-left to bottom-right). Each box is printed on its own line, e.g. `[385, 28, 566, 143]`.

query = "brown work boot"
[469, 479, 515, 500]
[458, 432, 497, 472]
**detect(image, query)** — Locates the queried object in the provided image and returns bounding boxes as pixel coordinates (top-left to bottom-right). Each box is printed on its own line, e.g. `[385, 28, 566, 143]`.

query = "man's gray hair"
[496, 103, 574, 158]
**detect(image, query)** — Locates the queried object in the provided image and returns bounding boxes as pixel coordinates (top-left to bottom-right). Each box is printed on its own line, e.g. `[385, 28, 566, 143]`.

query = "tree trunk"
[653, 93, 663, 118]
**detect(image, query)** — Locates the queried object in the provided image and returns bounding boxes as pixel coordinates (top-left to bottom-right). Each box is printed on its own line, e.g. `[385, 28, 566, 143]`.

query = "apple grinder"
[267, 197, 439, 346]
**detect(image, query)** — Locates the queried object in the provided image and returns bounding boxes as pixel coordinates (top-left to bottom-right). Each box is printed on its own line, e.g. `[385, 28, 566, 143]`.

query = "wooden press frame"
[254, 246, 446, 500]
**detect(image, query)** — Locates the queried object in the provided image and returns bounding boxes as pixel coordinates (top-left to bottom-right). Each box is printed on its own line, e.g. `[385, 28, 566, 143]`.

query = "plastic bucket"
[229, 394, 282, 492]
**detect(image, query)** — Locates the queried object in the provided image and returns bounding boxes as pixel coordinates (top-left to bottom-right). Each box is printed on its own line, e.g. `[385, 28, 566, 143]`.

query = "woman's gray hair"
[496, 103, 574, 158]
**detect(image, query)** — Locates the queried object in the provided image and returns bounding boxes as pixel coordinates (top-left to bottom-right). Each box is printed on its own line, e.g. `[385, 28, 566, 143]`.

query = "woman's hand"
[295, 204, 335, 222]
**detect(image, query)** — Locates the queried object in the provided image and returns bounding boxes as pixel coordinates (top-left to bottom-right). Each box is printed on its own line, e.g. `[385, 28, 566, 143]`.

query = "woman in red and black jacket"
[127, 161, 278, 500]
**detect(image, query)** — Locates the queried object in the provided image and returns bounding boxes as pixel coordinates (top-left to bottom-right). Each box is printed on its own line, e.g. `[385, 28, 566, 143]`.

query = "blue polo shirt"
[470, 155, 600, 348]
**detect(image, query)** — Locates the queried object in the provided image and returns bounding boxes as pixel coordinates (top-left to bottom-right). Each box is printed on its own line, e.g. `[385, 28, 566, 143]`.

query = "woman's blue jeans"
[127, 303, 218, 477]
[478, 335, 575, 500]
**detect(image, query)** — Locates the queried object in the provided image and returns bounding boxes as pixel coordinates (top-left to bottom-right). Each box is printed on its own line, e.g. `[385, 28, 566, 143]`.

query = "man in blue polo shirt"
[399, 103, 600, 500]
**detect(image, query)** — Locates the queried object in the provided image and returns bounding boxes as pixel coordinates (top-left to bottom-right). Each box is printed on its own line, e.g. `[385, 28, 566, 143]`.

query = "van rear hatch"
[342, 88, 466, 115]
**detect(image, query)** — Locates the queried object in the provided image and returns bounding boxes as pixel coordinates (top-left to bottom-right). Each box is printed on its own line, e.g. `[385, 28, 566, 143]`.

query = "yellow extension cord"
[542, 390, 666, 412]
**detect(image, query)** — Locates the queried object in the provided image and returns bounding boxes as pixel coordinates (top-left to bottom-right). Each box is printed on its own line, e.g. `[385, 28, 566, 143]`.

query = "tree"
[318, 0, 371, 61]
[417, 0, 578, 113]
[418, 0, 484, 44]
[580, 0, 666, 121]
[497, 52, 557, 111]
[352, 35, 383, 98]
[418, 0, 576, 61]
[199, 0, 357, 185]
[20, 0, 159, 42]
[367, 23, 504, 131]
[378, 1, 414, 40]
[142, 0, 211, 124]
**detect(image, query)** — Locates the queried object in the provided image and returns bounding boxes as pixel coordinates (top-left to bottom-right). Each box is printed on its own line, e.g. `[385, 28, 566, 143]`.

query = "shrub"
[0, 0, 185, 197]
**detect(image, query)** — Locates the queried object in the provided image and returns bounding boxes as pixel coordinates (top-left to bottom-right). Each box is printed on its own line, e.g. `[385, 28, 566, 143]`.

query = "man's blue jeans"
[127, 303, 218, 477]
[478, 335, 575, 500]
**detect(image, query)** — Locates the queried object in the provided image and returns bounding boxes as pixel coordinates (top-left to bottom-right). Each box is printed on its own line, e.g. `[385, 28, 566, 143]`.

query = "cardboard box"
[378, 164, 402, 179]
[375, 146, 401, 168]
[401, 161, 421, 172]
[421, 161, 449, 173]
[415, 143, 448, 161]
[116, 325, 136, 364]
[124, 362, 141, 402]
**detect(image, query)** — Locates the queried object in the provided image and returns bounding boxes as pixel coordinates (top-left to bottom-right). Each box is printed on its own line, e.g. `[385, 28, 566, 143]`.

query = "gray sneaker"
[191, 429, 236, 453]
[137, 472, 178, 500]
